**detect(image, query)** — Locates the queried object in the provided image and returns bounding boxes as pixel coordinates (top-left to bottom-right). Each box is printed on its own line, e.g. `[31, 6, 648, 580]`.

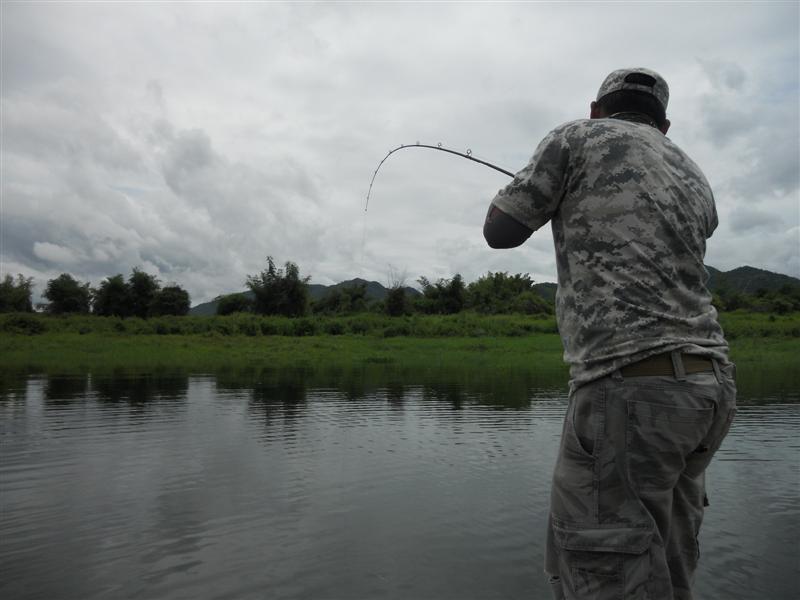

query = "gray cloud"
[729, 207, 789, 234]
[699, 59, 748, 92]
[2, 2, 798, 305]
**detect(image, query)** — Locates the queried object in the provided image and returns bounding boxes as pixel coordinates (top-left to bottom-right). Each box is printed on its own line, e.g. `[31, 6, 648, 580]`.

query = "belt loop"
[711, 358, 723, 384]
[670, 350, 686, 381]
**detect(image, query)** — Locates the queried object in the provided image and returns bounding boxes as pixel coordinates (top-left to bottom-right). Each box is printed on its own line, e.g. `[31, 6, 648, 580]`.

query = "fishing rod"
[364, 143, 515, 212]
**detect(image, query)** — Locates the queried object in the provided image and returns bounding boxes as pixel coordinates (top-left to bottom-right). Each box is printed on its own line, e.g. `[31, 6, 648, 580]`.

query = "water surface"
[1, 367, 798, 599]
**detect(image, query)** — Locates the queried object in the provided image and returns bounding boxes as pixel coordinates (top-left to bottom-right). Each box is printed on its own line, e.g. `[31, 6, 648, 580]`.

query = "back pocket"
[626, 395, 714, 492]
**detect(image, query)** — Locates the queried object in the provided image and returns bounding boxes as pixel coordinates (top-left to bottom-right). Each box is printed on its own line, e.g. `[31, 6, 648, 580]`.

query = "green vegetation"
[714, 284, 800, 314]
[0, 331, 566, 373]
[246, 257, 310, 316]
[0, 269, 190, 317]
[0, 274, 34, 312]
[93, 274, 131, 316]
[0, 311, 560, 338]
[2, 309, 797, 340]
[0, 311, 796, 375]
[43, 273, 92, 314]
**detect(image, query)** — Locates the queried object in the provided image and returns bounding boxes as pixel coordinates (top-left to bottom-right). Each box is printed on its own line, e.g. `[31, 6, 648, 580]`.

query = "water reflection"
[43, 375, 91, 404]
[92, 370, 189, 405]
[0, 364, 797, 600]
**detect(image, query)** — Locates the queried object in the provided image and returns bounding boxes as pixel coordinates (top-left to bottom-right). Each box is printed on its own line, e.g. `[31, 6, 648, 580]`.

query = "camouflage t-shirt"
[491, 116, 729, 388]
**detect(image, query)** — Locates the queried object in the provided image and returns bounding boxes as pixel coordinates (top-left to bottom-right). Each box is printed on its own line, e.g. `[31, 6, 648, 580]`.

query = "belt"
[620, 352, 714, 378]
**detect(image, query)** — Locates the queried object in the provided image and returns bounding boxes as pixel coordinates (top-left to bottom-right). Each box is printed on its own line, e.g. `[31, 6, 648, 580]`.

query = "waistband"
[620, 352, 714, 378]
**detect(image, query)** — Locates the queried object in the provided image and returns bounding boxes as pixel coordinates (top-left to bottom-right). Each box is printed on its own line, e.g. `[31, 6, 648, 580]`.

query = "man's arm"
[483, 125, 571, 249]
[483, 204, 533, 249]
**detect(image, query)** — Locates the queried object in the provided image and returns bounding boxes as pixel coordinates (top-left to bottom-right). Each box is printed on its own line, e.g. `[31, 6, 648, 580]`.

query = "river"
[1, 367, 798, 599]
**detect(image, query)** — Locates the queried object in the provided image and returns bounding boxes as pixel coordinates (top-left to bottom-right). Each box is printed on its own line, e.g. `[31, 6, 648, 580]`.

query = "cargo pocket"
[552, 521, 653, 600]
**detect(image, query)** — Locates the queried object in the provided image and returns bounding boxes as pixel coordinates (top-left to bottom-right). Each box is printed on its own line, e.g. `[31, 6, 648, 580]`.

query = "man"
[483, 68, 737, 600]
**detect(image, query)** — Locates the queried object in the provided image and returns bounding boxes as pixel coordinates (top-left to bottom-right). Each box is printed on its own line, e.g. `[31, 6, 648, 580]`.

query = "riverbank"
[1, 332, 569, 373]
[2, 325, 797, 376]
[2, 311, 798, 380]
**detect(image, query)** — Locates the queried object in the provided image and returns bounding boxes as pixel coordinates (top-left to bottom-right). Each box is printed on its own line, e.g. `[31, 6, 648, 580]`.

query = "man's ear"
[590, 101, 603, 119]
[660, 118, 671, 135]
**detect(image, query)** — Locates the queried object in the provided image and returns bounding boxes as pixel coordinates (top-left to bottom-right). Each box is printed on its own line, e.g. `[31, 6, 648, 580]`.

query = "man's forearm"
[483, 204, 533, 249]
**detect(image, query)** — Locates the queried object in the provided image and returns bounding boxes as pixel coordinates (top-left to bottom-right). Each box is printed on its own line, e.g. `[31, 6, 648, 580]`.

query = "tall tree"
[128, 268, 160, 318]
[313, 282, 368, 314]
[416, 274, 465, 314]
[246, 257, 309, 317]
[385, 286, 407, 316]
[43, 274, 91, 314]
[216, 292, 254, 315]
[0, 274, 34, 313]
[465, 271, 551, 314]
[385, 266, 408, 317]
[150, 285, 191, 316]
[93, 274, 131, 317]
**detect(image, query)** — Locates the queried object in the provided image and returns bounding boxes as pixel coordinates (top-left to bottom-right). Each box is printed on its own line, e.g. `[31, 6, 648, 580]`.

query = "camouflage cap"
[596, 68, 669, 111]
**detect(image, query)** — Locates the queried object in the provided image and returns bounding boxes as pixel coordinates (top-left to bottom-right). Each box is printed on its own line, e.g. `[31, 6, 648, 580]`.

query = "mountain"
[189, 278, 420, 316]
[307, 278, 420, 302]
[189, 266, 799, 315]
[532, 282, 557, 304]
[705, 266, 800, 295]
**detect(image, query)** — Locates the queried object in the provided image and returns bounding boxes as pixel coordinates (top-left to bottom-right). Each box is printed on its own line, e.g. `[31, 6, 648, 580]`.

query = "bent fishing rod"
[365, 143, 515, 211]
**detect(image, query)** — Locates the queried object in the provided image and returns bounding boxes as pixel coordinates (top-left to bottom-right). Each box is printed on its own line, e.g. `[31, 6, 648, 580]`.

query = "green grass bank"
[1, 311, 797, 374]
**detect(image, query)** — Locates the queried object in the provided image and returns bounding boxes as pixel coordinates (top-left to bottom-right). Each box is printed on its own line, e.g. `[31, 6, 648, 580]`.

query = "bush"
[0, 274, 34, 313]
[150, 285, 191, 316]
[260, 320, 280, 335]
[385, 287, 407, 317]
[44, 274, 91, 314]
[324, 320, 345, 335]
[1, 314, 47, 335]
[214, 321, 234, 336]
[246, 257, 309, 317]
[292, 318, 317, 336]
[236, 318, 260, 337]
[383, 323, 411, 337]
[347, 317, 371, 335]
[216, 293, 254, 316]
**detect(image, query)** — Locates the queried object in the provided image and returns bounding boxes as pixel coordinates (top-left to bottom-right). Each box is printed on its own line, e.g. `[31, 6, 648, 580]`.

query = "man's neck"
[608, 112, 658, 128]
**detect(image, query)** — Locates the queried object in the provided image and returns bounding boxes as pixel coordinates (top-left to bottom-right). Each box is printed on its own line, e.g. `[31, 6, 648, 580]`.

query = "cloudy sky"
[2, 2, 798, 305]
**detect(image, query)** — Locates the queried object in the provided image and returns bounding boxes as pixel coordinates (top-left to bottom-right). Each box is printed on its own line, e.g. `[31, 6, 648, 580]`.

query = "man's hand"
[483, 204, 533, 249]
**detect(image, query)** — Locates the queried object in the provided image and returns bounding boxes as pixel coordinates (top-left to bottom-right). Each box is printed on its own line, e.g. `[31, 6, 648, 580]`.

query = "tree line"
[213, 257, 553, 318]
[216, 258, 800, 318]
[3, 256, 798, 318]
[0, 269, 190, 317]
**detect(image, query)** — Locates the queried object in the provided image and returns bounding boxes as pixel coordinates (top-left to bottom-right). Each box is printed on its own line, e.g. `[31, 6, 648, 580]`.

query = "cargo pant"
[545, 354, 737, 600]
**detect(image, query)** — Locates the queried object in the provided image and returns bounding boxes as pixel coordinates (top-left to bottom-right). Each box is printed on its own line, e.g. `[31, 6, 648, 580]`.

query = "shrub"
[292, 318, 317, 336]
[44, 274, 91, 314]
[324, 320, 345, 335]
[246, 257, 309, 317]
[1, 314, 47, 335]
[216, 293, 254, 316]
[348, 317, 371, 335]
[383, 323, 411, 337]
[260, 320, 280, 335]
[237, 318, 259, 337]
[0, 274, 34, 313]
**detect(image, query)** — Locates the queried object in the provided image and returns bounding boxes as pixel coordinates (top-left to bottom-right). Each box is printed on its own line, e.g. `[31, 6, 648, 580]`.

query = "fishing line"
[364, 142, 515, 212]
[359, 142, 514, 278]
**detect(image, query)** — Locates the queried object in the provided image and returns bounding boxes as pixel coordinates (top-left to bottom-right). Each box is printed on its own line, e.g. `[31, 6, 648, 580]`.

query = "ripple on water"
[0, 375, 796, 600]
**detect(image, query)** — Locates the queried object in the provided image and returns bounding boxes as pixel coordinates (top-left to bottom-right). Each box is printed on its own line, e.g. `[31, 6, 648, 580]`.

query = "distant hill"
[706, 265, 800, 295]
[189, 278, 420, 316]
[532, 282, 557, 304]
[189, 266, 799, 315]
[307, 278, 420, 302]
